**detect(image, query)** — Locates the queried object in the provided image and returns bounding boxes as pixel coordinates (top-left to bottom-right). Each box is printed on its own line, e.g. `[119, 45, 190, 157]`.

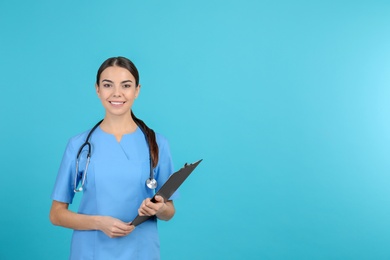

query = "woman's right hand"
[97, 216, 135, 238]
[50, 200, 135, 238]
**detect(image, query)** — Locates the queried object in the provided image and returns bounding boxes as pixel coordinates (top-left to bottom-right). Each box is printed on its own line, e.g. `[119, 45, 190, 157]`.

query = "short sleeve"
[155, 135, 179, 200]
[51, 139, 78, 204]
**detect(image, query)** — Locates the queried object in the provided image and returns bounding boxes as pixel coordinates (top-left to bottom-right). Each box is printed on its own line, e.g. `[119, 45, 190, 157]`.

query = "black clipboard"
[131, 159, 202, 226]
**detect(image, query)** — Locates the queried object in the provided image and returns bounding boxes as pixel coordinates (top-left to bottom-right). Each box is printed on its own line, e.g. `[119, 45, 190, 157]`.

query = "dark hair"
[96, 56, 140, 86]
[96, 56, 159, 167]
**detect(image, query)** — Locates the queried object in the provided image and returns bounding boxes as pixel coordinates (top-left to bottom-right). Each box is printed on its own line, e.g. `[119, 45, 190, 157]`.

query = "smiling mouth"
[109, 101, 126, 105]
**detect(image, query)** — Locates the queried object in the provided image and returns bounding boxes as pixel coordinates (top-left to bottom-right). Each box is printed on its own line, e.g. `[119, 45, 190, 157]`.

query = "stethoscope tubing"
[73, 119, 156, 192]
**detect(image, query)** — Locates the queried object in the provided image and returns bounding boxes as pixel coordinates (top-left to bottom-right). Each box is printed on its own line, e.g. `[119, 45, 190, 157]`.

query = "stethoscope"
[73, 119, 157, 193]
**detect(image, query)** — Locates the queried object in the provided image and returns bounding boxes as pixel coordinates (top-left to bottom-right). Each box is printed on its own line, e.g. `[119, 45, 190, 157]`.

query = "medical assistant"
[51, 126, 178, 260]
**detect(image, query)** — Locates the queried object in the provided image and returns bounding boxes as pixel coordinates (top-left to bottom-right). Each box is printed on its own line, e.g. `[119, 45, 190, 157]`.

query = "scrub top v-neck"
[51, 126, 177, 260]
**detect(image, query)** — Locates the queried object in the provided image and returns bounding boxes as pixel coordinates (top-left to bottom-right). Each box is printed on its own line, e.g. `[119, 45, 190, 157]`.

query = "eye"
[123, 84, 132, 88]
[103, 83, 112, 88]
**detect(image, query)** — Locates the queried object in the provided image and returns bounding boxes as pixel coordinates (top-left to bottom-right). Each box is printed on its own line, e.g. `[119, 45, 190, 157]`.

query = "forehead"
[100, 66, 136, 82]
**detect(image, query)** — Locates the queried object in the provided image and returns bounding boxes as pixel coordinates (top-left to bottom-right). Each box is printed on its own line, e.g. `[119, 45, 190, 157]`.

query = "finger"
[138, 207, 149, 216]
[114, 225, 134, 235]
[154, 195, 164, 203]
[114, 222, 134, 232]
[139, 207, 153, 216]
[139, 205, 156, 216]
[147, 200, 164, 212]
[147, 198, 163, 209]
[127, 223, 135, 231]
[110, 231, 128, 238]
[145, 202, 160, 213]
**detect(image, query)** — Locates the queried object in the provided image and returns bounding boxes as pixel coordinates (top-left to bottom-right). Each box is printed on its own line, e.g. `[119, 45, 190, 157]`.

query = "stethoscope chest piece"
[146, 178, 157, 189]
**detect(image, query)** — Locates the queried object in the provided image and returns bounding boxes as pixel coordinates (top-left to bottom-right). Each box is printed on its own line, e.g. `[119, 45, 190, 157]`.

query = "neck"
[100, 111, 137, 135]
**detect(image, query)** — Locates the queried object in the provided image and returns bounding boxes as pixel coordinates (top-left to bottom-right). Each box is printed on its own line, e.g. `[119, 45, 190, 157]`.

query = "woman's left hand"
[138, 195, 166, 216]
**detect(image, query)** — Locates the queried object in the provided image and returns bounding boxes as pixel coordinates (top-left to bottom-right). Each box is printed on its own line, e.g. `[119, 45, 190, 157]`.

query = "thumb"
[155, 195, 164, 202]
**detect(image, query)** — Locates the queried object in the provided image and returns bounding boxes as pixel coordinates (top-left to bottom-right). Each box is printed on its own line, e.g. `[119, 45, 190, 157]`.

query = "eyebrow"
[101, 79, 133, 84]
[121, 80, 133, 84]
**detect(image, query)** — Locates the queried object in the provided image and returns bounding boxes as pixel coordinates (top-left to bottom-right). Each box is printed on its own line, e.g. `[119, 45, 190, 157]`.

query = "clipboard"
[131, 159, 203, 226]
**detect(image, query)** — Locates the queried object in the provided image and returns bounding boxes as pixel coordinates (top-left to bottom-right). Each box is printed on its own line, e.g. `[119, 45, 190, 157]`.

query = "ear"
[135, 84, 141, 99]
[95, 84, 100, 97]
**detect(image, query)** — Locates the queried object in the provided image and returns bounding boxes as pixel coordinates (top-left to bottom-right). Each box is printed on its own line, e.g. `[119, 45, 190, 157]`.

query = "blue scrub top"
[51, 126, 178, 260]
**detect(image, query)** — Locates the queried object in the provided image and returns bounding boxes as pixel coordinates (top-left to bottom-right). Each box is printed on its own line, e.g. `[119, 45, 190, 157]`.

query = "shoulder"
[155, 132, 170, 148]
[155, 132, 173, 167]
[155, 132, 173, 162]
[65, 129, 92, 152]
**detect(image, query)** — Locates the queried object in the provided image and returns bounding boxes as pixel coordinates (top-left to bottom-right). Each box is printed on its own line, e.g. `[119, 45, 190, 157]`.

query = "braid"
[131, 111, 159, 168]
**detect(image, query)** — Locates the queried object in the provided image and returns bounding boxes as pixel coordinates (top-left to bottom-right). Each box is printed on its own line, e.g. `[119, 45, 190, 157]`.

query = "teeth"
[110, 102, 124, 105]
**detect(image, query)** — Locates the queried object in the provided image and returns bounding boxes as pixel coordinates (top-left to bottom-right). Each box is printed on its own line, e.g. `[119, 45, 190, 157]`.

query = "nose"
[112, 85, 122, 97]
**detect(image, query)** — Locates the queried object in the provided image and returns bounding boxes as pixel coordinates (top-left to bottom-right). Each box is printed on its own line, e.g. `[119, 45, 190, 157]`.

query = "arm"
[138, 195, 175, 221]
[49, 200, 135, 238]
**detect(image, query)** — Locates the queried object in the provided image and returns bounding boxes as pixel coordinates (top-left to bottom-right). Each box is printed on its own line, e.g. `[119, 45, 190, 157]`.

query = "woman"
[50, 56, 177, 259]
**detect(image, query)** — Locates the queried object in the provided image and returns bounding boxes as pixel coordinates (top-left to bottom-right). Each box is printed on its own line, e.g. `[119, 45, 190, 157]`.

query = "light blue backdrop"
[0, 0, 389, 259]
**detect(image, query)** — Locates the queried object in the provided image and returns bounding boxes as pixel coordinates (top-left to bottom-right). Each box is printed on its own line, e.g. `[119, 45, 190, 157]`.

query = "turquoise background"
[1, 0, 390, 259]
